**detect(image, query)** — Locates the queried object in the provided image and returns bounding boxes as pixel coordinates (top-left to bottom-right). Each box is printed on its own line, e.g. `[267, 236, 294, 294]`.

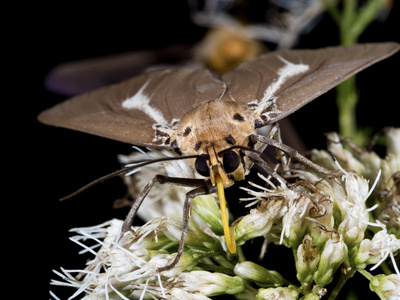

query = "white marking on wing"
[122, 81, 169, 127]
[258, 56, 309, 109]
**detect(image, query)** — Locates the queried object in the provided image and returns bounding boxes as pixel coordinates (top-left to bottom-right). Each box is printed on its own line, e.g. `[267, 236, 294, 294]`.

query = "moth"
[39, 42, 399, 271]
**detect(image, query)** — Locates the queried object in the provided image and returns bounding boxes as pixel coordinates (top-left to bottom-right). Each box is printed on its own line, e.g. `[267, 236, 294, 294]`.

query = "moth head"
[173, 100, 257, 188]
[193, 144, 247, 188]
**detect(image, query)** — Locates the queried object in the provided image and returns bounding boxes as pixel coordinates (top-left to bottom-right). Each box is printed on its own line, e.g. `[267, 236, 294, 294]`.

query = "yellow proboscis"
[216, 175, 237, 254]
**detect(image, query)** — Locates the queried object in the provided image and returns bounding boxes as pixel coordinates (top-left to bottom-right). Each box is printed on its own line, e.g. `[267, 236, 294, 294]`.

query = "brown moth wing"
[38, 68, 226, 148]
[220, 43, 400, 125]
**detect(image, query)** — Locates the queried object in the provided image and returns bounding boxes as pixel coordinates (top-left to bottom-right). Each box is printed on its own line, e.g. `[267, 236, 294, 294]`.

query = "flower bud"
[369, 274, 400, 300]
[234, 261, 285, 287]
[162, 217, 222, 253]
[191, 194, 224, 235]
[313, 237, 348, 287]
[295, 234, 320, 285]
[172, 271, 245, 296]
[337, 207, 366, 250]
[256, 286, 299, 300]
[281, 196, 311, 248]
[307, 197, 334, 249]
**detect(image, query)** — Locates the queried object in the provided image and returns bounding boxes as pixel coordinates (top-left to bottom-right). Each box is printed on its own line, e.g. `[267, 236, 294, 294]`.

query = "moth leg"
[158, 181, 217, 272]
[121, 175, 208, 233]
[269, 123, 291, 174]
[250, 135, 334, 176]
[244, 149, 319, 206]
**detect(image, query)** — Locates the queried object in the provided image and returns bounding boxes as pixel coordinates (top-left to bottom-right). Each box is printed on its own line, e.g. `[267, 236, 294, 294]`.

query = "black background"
[10, 1, 400, 299]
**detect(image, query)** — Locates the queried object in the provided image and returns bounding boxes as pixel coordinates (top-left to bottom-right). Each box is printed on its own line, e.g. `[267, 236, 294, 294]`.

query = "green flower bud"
[307, 199, 334, 249]
[257, 286, 299, 300]
[313, 237, 348, 287]
[369, 274, 400, 300]
[191, 194, 224, 235]
[295, 234, 320, 285]
[162, 217, 222, 252]
[172, 271, 245, 296]
[282, 196, 311, 248]
[337, 210, 366, 250]
[234, 261, 285, 287]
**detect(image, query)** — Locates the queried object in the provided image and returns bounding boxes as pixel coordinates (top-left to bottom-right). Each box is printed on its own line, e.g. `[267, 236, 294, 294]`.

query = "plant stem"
[323, 0, 389, 146]
[327, 267, 356, 300]
[358, 269, 374, 280]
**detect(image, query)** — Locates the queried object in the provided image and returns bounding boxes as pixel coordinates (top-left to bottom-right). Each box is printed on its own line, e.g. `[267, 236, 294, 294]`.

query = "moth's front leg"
[158, 181, 217, 272]
[250, 134, 335, 176]
[122, 175, 209, 233]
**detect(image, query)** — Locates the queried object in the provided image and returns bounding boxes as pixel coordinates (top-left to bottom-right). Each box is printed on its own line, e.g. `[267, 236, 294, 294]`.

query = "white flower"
[240, 174, 311, 247]
[369, 274, 400, 300]
[51, 219, 200, 299]
[118, 148, 195, 221]
[333, 161, 381, 249]
[235, 180, 286, 245]
[354, 229, 400, 275]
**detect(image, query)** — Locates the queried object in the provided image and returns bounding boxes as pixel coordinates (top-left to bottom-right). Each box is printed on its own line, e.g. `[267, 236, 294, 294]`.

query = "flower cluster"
[50, 129, 399, 299]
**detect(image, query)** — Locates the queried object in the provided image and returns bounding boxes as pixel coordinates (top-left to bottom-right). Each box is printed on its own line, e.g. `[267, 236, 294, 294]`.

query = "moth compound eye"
[195, 156, 210, 177]
[222, 151, 240, 174]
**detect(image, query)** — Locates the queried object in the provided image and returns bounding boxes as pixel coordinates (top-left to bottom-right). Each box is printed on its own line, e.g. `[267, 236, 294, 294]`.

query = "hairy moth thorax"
[172, 100, 257, 187]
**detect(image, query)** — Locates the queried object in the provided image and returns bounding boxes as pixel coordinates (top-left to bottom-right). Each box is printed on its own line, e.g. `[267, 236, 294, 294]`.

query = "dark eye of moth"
[222, 151, 240, 174]
[195, 156, 210, 177]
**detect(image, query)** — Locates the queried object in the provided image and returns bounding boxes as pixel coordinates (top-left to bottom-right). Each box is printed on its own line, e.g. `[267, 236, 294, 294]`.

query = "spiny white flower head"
[332, 161, 381, 249]
[240, 174, 314, 247]
[310, 132, 381, 183]
[236, 175, 288, 244]
[50, 219, 218, 299]
[118, 148, 195, 221]
[354, 228, 400, 275]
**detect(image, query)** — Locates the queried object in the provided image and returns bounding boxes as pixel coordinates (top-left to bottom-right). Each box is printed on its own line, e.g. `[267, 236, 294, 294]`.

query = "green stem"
[243, 280, 259, 296]
[336, 76, 359, 141]
[323, 0, 389, 146]
[358, 269, 374, 281]
[327, 267, 356, 300]
[379, 261, 392, 275]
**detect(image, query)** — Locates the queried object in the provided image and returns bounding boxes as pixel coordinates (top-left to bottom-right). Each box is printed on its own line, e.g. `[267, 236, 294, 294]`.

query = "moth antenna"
[59, 154, 201, 201]
[218, 145, 264, 157]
